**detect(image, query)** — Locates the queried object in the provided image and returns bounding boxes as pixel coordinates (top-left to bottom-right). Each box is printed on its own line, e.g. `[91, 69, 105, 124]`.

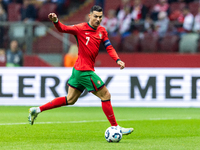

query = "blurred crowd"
[0, 0, 85, 21]
[101, 0, 200, 38]
[99, 0, 200, 53]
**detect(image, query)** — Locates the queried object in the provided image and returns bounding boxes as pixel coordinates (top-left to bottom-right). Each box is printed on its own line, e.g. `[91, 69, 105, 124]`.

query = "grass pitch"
[0, 106, 200, 150]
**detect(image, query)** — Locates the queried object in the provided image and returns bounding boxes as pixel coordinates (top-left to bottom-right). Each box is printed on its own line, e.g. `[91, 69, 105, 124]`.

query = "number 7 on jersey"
[86, 37, 90, 45]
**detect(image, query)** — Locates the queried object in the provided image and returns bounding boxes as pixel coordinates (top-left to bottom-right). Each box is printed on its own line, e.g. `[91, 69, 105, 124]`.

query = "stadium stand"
[121, 33, 140, 52]
[104, 0, 121, 16]
[169, 2, 186, 13]
[32, 33, 63, 54]
[8, 2, 22, 21]
[108, 35, 121, 52]
[62, 0, 94, 24]
[24, 55, 52, 67]
[2, 0, 200, 67]
[189, 1, 199, 15]
[37, 3, 57, 21]
[32, 0, 93, 54]
[179, 33, 199, 53]
[159, 34, 179, 52]
[140, 33, 159, 52]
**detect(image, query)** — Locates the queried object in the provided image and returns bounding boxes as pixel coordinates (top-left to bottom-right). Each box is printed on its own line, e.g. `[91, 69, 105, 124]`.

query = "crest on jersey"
[99, 32, 102, 39]
[97, 80, 101, 85]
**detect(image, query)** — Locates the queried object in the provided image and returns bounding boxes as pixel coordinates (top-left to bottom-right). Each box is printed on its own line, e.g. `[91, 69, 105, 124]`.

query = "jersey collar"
[87, 22, 97, 30]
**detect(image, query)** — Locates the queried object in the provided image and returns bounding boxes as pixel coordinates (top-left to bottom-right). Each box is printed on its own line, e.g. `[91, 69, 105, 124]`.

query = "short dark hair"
[90, 5, 103, 13]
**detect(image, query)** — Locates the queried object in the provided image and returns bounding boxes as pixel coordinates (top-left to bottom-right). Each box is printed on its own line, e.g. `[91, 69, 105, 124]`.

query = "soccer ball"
[105, 126, 122, 142]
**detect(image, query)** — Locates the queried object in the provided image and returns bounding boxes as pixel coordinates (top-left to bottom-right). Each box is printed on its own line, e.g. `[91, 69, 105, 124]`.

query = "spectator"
[193, 6, 200, 33]
[116, 0, 131, 21]
[131, 0, 147, 21]
[63, 44, 78, 67]
[155, 11, 169, 38]
[169, 8, 184, 34]
[179, 6, 197, 53]
[130, 0, 148, 32]
[6, 40, 23, 67]
[116, 0, 132, 36]
[101, 9, 118, 36]
[0, 0, 7, 48]
[0, 48, 5, 66]
[144, 15, 154, 33]
[1, 0, 7, 12]
[21, 0, 37, 22]
[118, 5, 132, 37]
[0, 0, 6, 20]
[182, 6, 194, 32]
[151, 0, 170, 21]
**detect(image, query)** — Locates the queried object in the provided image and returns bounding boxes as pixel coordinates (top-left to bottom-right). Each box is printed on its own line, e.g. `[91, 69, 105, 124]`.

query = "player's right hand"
[48, 13, 58, 22]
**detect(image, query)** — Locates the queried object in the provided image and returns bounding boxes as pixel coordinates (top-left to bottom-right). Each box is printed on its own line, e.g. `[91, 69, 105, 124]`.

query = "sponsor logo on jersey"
[85, 32, 90, 35]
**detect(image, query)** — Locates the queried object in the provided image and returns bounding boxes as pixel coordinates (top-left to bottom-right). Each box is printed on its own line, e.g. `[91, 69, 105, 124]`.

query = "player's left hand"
[117, 60, 125, 70]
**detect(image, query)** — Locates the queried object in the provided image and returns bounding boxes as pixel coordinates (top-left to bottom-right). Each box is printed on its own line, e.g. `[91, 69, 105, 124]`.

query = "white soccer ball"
[105, 126, 122, 142]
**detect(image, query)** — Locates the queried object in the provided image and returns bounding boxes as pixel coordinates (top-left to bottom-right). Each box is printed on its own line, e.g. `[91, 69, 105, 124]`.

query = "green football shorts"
[67, 67, 105, 92]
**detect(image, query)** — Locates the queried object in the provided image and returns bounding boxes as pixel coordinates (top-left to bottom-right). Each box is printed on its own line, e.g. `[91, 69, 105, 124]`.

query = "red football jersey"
[54, 21, 120, 71]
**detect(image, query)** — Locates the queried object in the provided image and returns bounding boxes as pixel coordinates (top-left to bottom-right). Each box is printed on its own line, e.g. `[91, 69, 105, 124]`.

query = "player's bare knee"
[67, 98, 76, 105]
[66, 96, 77, 105]
[68, 101, 75, 105]
[102, 90, 111, 100]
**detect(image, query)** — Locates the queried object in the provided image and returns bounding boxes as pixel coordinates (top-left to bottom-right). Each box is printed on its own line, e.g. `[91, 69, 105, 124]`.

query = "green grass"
[0, 107, 200, 150]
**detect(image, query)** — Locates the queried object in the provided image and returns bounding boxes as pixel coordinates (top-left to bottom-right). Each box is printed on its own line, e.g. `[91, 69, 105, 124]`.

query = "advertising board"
[1, 67, 200, 107]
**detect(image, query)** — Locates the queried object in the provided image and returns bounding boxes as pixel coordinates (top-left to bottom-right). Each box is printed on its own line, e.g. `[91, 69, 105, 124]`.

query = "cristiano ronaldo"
[28, 5, 133, 135]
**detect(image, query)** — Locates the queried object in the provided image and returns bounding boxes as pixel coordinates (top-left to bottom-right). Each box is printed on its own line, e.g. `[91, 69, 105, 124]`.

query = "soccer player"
[28, 5, 133, 135]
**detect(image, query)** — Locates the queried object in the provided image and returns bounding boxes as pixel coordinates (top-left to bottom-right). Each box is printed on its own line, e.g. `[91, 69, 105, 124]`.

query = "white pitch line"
[0, 117, 198, 126]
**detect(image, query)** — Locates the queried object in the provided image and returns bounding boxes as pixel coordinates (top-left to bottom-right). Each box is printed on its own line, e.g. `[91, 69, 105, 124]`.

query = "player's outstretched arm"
[48, 13, 58, 22]
[48, 13, 78, 34]
[117, 60, 125, 70]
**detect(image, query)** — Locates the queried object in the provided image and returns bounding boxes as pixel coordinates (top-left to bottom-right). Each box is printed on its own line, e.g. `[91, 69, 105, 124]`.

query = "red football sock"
[101, 100, 118, 126]
[39, 96, 67, 112]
